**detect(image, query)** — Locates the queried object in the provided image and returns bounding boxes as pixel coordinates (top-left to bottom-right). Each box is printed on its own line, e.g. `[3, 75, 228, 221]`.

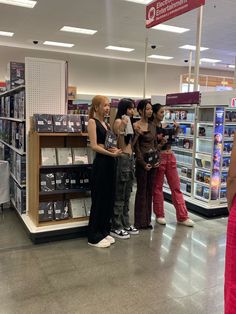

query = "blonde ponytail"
[89, 95, 109, 119]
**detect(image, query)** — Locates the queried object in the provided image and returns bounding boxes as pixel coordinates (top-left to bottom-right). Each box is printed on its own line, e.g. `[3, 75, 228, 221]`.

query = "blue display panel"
[211, 107, 224, 200]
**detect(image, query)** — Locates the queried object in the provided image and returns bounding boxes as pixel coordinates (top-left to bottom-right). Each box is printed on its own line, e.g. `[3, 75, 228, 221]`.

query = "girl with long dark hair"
[133, 99, 159, 229]
[152, 103, 194, 227]
[110, 98, 139, 238]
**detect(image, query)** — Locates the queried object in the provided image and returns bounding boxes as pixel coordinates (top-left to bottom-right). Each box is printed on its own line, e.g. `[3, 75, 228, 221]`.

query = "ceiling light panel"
[0, 0, 37, 8]
[124, 0, 153, 4]
[0, 31, 14, 37]
[43, 41, 74, 48]
[200, 58, 221, 63]
[60, 26, 97, 35]
[105, 46, 134, 52]
[148, 54, 173, 60]
[179, 45, 209, 51]
[228, 65, 235, 69]
[152, 24, 189, 33]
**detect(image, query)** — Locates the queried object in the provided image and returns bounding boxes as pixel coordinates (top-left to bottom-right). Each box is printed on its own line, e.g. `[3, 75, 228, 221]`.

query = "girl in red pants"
[225, 132, 236, 314]
[152, 103, 194, 227]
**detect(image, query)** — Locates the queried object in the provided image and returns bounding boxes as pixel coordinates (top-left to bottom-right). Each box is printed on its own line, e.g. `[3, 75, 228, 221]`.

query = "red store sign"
[146, 0, 205, 28]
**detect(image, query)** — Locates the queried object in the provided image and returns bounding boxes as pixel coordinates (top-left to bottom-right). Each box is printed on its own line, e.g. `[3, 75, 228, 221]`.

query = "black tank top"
[94, 118, 109, 144]
[156, 125, 176, 150]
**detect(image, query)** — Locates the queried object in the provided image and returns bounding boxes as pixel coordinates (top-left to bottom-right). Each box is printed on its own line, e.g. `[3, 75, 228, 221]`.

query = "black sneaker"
[110, 229, 130, 239]
[124, 225, 139, 235]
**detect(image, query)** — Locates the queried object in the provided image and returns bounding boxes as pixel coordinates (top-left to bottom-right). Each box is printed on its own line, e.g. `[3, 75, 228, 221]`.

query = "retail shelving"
[28, 131, 91, 228]
[163, 98, 196, 198]
[0, 57, 93, 242]
[153, 91, 233, 217]
[0, 85, 26, 214]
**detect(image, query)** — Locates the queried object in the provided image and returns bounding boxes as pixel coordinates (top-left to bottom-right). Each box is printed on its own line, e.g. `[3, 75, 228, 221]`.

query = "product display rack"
[28, 131, 91, 228]
[194, 106, 224, 207]
[163, 104, 196, 198]
[159, 91, 230, 217]
[0, 57, 94, 243]
[0, 85, 26, 214]
[220, 107, 236, 203]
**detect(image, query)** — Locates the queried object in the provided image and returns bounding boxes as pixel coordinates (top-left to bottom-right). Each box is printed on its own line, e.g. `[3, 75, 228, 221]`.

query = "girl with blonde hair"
[87, 95, 121, 248]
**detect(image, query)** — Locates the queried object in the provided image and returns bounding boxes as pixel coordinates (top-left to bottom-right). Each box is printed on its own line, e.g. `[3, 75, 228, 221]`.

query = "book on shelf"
[6, 61, 25, 90]
[41, 148, 57, 166]
[40, 173, 55, 192]
[38, 202, 54, 222]
[34, 114, 53, 132]
[69, 172, 80, 189]
[54, 200, 70, 220]
[55, 172, 70, 190]
[53, 115, 68, 132]
[84, 197, 91, 216]
[57, 147, 73, 165]
[69, 198, 87, 218]
[72, 147, 88, 164]
[67, 115, 81, 133]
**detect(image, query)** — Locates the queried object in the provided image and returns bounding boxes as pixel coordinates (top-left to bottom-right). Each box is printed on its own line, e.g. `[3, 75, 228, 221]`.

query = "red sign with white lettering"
[146, 0, 205, 28]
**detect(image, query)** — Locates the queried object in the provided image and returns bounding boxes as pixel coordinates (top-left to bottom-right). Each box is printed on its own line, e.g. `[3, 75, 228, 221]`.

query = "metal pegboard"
[25, 57, 67, 132]
[25, 57, 67, 214]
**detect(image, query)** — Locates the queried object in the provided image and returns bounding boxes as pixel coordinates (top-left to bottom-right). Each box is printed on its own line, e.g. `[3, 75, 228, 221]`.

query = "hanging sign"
[166, 91, 200, 106]
[146, 0, 205, 28]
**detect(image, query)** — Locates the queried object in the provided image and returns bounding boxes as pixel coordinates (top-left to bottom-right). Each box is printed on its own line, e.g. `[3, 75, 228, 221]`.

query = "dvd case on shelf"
[57, 147, 73, 165]
[70, 198, 86, 218]
[72, 147, 88, 164]
[41, 148, 57, 166]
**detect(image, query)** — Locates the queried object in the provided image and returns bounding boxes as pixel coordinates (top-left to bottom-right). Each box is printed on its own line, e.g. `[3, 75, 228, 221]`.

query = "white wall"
[0, 45, 234, 98]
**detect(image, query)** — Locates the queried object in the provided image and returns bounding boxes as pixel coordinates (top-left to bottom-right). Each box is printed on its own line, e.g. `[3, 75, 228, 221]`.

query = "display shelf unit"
[0, 57, 93, 242]
[164, 96, 196, 198]
[156, 91, 233, 217]
[0, 85, 26, 214]
[198, 105, 228, 215]
[28, 131, 91, 228]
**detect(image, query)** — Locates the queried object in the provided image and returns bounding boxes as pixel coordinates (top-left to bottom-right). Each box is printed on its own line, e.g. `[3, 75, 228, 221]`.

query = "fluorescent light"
[43, 41, 74, 48]
[0, 0, 37, 8]
[228, 65, 235, 69]
[0, 31, 14, 37]
[148, 54, 173, 60]
[179, 45, 209, 51]
[152, 24, 189, 33]
[124, 0, 153, 4]
[60, 26, 97, 35]
[105, 45, 134, 52]
[200, 58, 221, 63]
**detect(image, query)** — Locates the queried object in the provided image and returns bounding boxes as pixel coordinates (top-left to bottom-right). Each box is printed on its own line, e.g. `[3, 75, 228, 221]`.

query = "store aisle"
[0, 202, 226, 314]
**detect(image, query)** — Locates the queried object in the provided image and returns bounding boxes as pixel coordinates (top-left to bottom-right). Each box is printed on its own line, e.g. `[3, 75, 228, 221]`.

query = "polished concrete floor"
[0, 201, 227, 314]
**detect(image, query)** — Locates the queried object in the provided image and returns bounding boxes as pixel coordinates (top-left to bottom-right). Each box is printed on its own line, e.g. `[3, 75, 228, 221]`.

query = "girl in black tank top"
[87, 95, 121, 248]
[93, 118, 108, 145]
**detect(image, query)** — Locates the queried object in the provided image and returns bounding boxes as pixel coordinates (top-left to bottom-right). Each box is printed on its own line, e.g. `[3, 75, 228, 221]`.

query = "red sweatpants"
[153, 152, 189, 222]
[225, 196, 236, 314]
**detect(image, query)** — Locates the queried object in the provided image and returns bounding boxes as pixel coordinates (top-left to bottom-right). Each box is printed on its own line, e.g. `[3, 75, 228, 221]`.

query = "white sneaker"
[105, 235, 115, 244]
[156, 217, 166, 225]
[88, 238, 111, 248]
[178, 218, 194, 227]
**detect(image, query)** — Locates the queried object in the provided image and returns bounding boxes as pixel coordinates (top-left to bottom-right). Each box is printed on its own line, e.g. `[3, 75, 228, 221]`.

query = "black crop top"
[94, 118, 109, 144]
[156, 125, 176, 151]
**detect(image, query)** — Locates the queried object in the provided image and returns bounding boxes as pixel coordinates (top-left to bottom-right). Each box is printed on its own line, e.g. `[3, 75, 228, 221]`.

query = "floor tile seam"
[172, 283, 222, 301]
[0, 244, 34, 254]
